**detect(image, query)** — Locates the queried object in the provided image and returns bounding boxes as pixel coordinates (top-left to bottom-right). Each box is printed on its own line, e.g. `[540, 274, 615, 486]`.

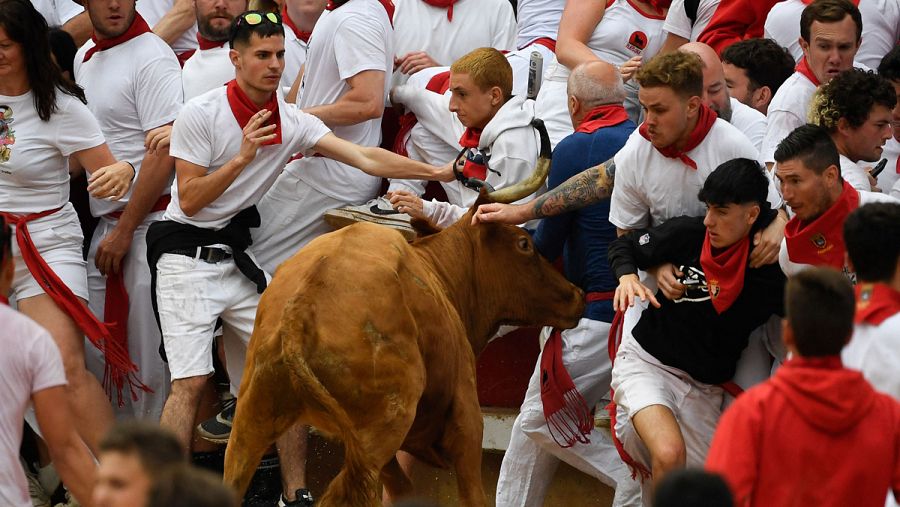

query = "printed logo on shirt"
[0, 105, 15, 165]
[626, 31, 648, 55]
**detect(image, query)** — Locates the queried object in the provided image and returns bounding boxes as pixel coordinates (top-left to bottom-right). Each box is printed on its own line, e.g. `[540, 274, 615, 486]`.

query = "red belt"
[0, 207, 148, 405]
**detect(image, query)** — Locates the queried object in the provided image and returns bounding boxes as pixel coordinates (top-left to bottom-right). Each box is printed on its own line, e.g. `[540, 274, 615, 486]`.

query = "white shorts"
[155, 252, 266, 380]
[9, 203, 88, 302]
[610, 331, 726, 473]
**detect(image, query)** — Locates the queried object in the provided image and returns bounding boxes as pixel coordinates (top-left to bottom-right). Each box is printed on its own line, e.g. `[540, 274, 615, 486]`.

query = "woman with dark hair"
[0, 0, 136, 453]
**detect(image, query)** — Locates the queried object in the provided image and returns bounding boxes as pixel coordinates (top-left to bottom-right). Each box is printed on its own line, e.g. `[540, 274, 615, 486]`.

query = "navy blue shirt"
[532, 119, 636, 323]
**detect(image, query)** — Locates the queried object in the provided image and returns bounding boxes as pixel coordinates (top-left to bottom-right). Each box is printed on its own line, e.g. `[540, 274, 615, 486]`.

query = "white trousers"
[496, 318, 642, 507]
[85, 213, 170, 421]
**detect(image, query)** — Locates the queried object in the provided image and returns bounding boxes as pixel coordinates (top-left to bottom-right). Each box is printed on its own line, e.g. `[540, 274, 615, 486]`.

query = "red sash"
[639, 103, 717, 170]
[283, 5, 313, 42]
[855, 282, 900, 325]
[226, 79, 282, 146]
[795, 57, 821, 87]
[700, 232, 750, 314]
[392, 71, 451, 157]
[541, 291, 613, 447]
[0, 208, 148, 404]
[575, 104, 629, 134]
[421, 0, 458, 21]
[83, 13, 152, 63]
[784, 180, 859, 269]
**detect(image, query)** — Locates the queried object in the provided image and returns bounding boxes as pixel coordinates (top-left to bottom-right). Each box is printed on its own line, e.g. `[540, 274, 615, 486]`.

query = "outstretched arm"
[473, 158, 615, 225]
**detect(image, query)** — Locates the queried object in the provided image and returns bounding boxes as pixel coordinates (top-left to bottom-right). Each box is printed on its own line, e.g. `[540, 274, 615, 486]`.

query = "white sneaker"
[323, 197, 416, 241]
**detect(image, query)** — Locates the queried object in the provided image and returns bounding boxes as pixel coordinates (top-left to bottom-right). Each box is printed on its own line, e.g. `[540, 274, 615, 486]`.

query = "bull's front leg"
[442, 378, 487, 507]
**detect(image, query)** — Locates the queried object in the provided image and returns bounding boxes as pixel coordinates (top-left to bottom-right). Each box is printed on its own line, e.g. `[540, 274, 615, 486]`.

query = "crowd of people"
[1, 0, 899, 505]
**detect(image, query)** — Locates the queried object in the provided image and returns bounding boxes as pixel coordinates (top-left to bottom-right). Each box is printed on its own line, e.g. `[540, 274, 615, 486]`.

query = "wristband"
[125, 161, 136, 181]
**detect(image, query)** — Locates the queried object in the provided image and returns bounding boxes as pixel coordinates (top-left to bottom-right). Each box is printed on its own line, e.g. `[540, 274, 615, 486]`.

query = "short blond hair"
[450, 47, 513, 99]
[635, 51, 704, 99]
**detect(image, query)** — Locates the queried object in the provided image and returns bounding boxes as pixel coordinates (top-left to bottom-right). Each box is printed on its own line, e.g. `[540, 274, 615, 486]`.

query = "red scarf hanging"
[421, 0, 458, 21]
[784, 180, 859, 269]
[282, 5, 313, 42]
[197, 33, 227, 50]
[700, 233, 750, 314]
[639, 103, 717, 170]
[226, 80, 282, 145]
[795, 57, 821, 87]
[0, 209, 149, 404]
[83, 13, 152, 63]
[393, 71, 451, 156]
[459, 127, 481, 149]
[855, 282, 900, 325]
[575, 104, 629, 134]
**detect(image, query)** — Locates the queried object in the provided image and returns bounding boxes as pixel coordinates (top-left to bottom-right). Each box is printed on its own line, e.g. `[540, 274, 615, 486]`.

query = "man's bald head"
[567, 61, 626, 108]
[679, 42, 732, 121]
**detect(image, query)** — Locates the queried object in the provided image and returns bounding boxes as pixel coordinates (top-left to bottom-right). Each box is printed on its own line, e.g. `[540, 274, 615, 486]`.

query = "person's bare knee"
[632, 404, 686, 478]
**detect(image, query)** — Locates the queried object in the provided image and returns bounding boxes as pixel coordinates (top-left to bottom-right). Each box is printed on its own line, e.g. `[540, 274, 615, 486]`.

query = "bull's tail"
[280, 301, 380, 507]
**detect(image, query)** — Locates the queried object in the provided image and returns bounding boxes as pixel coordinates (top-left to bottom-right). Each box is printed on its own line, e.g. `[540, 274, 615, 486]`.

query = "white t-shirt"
[0, 92, 105, 213]
[778, 190, 898, 278]
[846, 311, 900, 399]
[294, 0, 393, 203]
[878, 137, 900, 195]
[729, 97, 766, 155]
[167, 87, 331, 229]
[74, 32, 184, 217]
[662, 0, 719, 41]
[391, 0, 515, 88]
[760, 71, 817, 165]
[182, 46, 233, 101]
[0, 305, 66, 507]
[31, 0, 83, 26]
[515, 0, 565, 49]
[282, 25, 311, 92]
[840, 153, 873, 193]
[136, 0, 199, 54]
[610, 119, 781, 229]
[764, 0, 900, 70]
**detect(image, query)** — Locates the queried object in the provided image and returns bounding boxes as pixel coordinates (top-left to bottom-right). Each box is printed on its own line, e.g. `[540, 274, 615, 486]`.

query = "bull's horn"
[486, 118, 552, 204]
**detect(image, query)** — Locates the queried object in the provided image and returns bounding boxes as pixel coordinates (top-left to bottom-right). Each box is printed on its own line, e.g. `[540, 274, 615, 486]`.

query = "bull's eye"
[517, 236, 532, 253]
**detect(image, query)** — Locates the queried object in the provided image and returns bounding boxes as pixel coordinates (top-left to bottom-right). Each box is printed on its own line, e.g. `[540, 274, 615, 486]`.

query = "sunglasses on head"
[237, 10, 281, 27]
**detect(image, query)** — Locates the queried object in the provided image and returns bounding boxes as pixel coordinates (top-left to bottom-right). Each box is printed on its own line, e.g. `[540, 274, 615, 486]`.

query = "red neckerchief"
[458, 128, 485, 179]
[282, 5, 313, 42]
[83, 13, 152, 63]
[795, 57, 821, 87]
[575, 104, 629, 134]
[639, 103, 717, 170]
[0, 295, 8, 305]
[855, 282, 900, 325]
[226, 80, 282, 145]
[331, 0, 394, 26]
[421, 0, 458, 21]
[784, 180, 860, 269]
[0, 208, 149, 405]
[645, 0, 672, 15]
[197, 33, 226, 50]
[701, 232, 750, 314]
[459, 127, 481, 149]
[393, 71, 451, 157]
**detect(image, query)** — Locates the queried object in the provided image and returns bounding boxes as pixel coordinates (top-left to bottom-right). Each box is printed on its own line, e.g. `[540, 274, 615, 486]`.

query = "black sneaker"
[278, 489, 314, 506]
[197, 397, 236, 444]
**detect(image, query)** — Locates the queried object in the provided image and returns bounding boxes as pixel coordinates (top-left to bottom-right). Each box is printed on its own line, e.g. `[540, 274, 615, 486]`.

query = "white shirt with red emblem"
[166, 88, 331, 230]
[0, 91, 105, 213]
[610, 118, 782, 230]
[764, 0, 900, 70]
[760, 71, 817, 166]
[137, 0, 199, 54]
[74, 32, 183, 217]
[182, 46, 233, 101]
[390, 0, 515, 88]
[662, 0, 718, 42]
[291, 0, 392, 203]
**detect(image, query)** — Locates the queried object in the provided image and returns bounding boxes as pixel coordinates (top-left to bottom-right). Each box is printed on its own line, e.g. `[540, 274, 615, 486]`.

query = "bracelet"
[125, 161, 136, 181]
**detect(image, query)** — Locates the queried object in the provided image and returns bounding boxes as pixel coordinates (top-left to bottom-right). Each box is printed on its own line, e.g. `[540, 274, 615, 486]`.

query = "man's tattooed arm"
[531, 157, 616, 219]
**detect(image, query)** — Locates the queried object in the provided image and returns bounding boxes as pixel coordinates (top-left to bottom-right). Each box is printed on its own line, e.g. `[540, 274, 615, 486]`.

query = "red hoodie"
[706, 357, 900, 507]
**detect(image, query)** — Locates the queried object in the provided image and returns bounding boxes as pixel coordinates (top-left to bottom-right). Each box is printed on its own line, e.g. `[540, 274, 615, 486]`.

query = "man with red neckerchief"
[843, 203, 900, 407]
[280, 0, 328, 91]
[181, 0, 248, 101]
[149, 12, 447, 505]
[760, 0, 862, 170]
[775, 124, 896, 281]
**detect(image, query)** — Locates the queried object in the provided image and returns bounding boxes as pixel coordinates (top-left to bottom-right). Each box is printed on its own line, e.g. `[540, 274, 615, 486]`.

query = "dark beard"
[199, 15, 232, 41]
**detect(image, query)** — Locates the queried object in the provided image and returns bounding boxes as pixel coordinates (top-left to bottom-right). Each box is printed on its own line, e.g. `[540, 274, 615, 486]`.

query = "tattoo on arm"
[531, 158, 616, 219]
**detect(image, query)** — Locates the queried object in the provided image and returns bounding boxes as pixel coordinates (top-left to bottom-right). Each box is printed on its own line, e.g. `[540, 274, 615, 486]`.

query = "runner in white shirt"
[75, 0, 184, 422]
[764, 0, 899, 70]
[516, 0, 565, 50]
[0, 220, 96, 507]
[391, 0, 516, 88]
[1, 0, 136, 454]
[181, 0, 246, 101]
[761, 0, 862, 168]
[878, 47, 900, 196]
[535, 0, 669, 147]
[808, 68, 895, 192]
[721, 38, 796, 115]
[137, 0, 199, 56]
[280, 0, 328, 91]
[659, 0, 718, 51]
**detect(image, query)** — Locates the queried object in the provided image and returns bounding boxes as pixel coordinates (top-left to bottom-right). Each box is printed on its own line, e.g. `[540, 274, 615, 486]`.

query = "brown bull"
[223, 125, 583, 506]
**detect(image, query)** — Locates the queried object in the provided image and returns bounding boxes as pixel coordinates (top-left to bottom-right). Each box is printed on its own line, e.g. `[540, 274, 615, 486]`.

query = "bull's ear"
[411, 217, 442, 238]
[472, 188, 492, 209]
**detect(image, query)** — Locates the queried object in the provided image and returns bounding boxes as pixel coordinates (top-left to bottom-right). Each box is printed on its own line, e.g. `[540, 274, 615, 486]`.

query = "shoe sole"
[196, 427, 230, 444]
[324, 209, 417, 241]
